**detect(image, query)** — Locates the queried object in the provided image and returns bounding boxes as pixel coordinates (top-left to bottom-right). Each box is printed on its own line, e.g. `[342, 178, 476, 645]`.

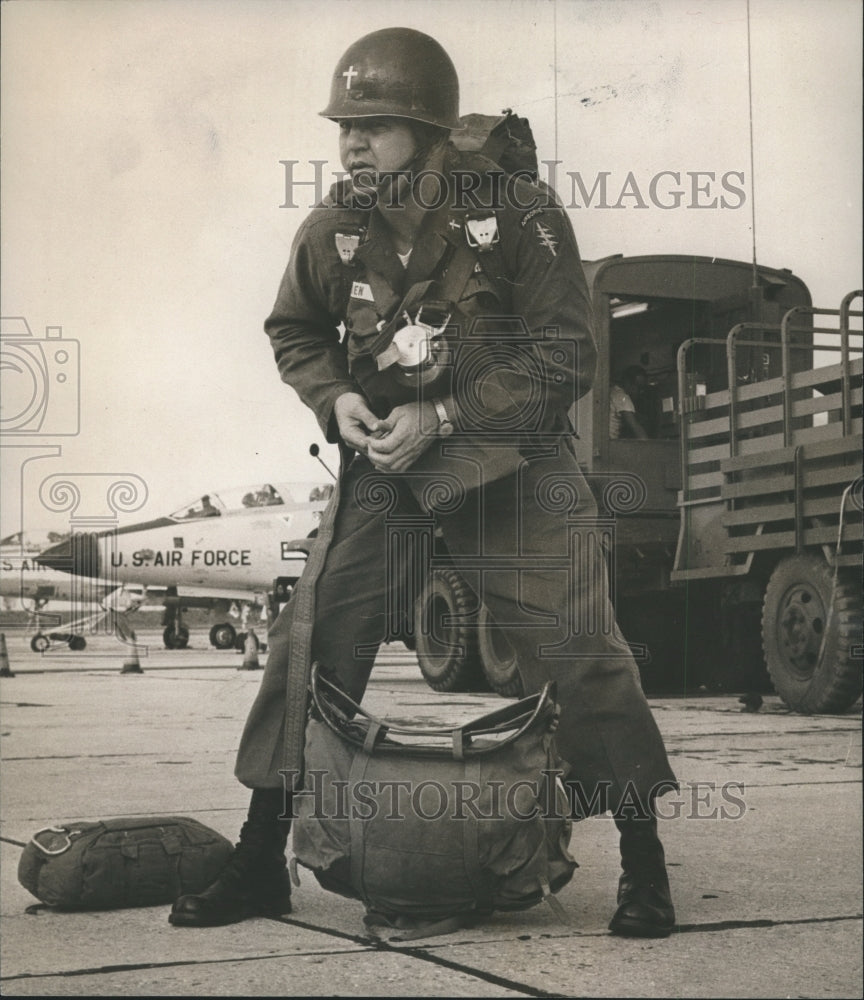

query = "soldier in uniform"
[170, 27, 678, 939]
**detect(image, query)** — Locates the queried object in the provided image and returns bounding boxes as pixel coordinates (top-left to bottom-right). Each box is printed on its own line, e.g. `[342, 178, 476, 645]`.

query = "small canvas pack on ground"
[291, 665, 577, 939]
[18, 816, 234, 910]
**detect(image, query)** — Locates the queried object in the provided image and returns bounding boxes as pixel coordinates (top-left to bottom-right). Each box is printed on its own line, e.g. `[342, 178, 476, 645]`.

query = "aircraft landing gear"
[30, 632, 88, 652]
[209, 623, 236, 650]
[163, 624, 190, 650]
[162, 596, 190, 649]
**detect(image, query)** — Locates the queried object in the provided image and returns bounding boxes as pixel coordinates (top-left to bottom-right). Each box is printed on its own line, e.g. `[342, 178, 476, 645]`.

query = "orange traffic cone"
[121, 629, 143, 674]
[0, 634, 14, 678]
[240, 630, 261, 671]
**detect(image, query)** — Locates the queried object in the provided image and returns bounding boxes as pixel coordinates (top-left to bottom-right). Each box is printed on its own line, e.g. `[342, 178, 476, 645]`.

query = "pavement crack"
[278, 915, 567, 997]
[0, 923, 565, 998]
[673, 913, 862, 934]
[0, 947, 368, 983]
[2, 752, 211, 762]
[670, 726, 862, 741]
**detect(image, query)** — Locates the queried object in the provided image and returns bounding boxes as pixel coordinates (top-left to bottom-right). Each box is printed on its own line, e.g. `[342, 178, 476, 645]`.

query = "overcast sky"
[1, 0, 861, 537]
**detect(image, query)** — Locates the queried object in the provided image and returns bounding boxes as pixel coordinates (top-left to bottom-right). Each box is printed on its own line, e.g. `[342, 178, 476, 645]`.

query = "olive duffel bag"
[18, 815, 234, 910]
[290, 664, 577, 939]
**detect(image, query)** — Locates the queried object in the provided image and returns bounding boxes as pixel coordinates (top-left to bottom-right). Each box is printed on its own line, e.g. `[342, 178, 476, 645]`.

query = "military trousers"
[235, 439, 677, 814]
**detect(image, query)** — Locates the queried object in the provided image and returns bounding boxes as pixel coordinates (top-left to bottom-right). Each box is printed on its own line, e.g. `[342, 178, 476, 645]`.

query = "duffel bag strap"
[363, 721, 383, 754]
[30, 826, 83, 856]
[538, 875, 572, 927]
[310, 663, 556, 758]
[364, 909, 484, 942]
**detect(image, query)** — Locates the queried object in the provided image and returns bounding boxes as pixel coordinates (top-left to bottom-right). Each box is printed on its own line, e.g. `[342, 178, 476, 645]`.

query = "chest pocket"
[457, 263, 505, 316]
[343, 272, 400, 358]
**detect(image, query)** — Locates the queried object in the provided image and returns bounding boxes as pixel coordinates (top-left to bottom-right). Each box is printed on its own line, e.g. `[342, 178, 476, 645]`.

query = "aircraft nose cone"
[36, 534, 102, 578]
[35, 538, 70, 572]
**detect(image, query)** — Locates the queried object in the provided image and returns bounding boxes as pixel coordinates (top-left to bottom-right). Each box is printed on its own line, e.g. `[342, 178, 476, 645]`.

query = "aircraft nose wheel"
[163, 625, 190, 649]
[31, 634, 50, 653]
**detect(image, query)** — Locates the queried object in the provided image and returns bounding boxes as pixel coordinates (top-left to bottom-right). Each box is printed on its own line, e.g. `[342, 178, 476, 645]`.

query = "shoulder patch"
[533, 220, 559, 259]
[520, 206, 545, 228]
[335, 231, 362, 264]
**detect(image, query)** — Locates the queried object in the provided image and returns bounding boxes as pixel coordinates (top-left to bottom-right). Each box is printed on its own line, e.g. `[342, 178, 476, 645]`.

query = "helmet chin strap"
[356, 136, 447, 209]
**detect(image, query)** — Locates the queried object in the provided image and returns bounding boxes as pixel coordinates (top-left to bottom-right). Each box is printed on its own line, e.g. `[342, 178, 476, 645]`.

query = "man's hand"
[366, 401, 438, 472]
[620, 410, 649, 440]
[333, 392, 385, 452]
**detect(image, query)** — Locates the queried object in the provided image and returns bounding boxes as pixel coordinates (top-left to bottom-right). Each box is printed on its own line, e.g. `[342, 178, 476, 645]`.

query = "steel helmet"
[319, 28, 460, 130]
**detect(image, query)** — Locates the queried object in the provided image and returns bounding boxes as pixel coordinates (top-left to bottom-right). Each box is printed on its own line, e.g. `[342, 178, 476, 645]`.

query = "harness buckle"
[464, 213, 499, 252]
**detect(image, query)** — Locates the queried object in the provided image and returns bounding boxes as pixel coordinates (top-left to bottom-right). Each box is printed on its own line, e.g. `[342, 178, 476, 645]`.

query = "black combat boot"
[169, 788, 292, 927]
[609, 811, 676, 938]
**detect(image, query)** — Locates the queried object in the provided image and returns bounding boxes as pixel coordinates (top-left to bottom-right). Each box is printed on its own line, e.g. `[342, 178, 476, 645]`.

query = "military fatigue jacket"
[265, 151, 597, 462]
[238, 154, 678, 803]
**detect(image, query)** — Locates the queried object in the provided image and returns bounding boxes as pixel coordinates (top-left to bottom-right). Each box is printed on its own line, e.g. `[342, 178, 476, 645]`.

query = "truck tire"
[209, 623, 236, 650]
[478, 603, 524, 698]
[617, 593, 693, 694]
[415, 569, 486, 692]
[762, 554, 863, 713]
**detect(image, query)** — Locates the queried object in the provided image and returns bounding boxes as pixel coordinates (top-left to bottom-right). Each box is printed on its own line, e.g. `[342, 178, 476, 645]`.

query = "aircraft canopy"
[168, 483, 332, 521]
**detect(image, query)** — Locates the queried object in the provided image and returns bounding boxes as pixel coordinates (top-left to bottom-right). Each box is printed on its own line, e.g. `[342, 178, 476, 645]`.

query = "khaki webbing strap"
[364, 280, 436, 360]
[437, 239, 487, 313]
[347, 237, 487, 366]
[347, 748, 371, 900]
[288, 856, 302, 888]
[364, 266, 396, 309]
[344, 269, 401, 367]
[363, 721, 383, 755]
[366, 241, 487, 364]
[372, 911, 479, 942]
[539, 875, 571, 926]
[281, 450, 347, 788]
[281, 239, 497, 786]
[462, 759, 489, 910]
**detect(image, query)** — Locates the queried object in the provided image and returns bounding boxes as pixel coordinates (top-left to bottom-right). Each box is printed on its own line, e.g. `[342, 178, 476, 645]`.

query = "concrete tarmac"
[0, 628, 861, 998]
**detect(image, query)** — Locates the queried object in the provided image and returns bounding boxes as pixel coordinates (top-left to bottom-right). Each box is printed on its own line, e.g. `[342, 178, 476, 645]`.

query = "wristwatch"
[432, 397, 454, 437]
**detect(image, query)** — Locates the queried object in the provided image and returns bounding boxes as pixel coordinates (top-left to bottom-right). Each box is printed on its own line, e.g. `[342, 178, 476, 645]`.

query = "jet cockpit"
[168, 482, 334, 521]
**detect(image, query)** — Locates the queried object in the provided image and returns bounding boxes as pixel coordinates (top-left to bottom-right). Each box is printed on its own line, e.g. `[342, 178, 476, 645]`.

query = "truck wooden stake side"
[413, 255, 863, 715]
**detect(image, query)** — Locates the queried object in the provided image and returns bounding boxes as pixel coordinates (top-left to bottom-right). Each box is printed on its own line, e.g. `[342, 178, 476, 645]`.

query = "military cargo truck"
[414, 255, 862, 714]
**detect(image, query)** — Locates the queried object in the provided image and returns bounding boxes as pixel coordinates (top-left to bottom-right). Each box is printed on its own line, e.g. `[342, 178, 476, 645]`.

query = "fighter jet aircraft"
[0, 529, 121, 650]
[35, 482, 332, 649]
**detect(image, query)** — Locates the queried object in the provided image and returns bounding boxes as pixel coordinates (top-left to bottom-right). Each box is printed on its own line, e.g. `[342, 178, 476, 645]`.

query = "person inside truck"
[610, 365, 651, 439]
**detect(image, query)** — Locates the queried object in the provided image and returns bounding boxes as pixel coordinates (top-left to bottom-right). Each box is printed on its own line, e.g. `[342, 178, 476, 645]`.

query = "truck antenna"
[746, 0, 759, 287]
[553, 0, 559, 164]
